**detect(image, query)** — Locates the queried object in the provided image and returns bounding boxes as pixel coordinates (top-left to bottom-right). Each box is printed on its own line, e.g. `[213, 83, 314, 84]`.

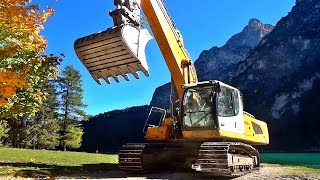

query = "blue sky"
[35, 0, 295, 115]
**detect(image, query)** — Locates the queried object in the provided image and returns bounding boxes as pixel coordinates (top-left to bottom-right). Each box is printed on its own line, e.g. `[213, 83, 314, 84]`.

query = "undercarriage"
[118, 141, 260, 178]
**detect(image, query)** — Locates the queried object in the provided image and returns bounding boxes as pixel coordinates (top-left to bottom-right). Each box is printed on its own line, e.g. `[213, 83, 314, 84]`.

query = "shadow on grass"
[0, 162, 118, 178]
[0, 162, 230, 179]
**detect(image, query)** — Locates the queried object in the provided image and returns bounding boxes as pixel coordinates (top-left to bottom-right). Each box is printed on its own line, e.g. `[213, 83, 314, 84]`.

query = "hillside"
[195, 18, 273, 82]
[230, 0, 320, 151]
[150, 19, 273, 109]
[81, 106, 150, 153]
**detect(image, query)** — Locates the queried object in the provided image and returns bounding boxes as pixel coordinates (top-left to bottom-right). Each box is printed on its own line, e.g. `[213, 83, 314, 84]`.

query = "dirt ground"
[54, 164, 320, 180]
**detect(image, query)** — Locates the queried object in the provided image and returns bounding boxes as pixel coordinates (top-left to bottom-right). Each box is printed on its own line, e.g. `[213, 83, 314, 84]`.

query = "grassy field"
[0, 148, 118, 177]
[0, 148, 319, 178]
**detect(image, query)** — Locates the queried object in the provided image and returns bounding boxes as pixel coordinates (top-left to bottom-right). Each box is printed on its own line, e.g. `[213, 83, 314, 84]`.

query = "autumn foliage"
[0, 70, 28, 106]
[0, 0, 60, 117]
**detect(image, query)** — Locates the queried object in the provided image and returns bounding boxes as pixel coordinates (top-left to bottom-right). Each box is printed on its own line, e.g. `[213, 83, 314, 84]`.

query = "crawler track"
[118, 142, 260, 178]
[196, 142, 259, 177]
[118, 143, 145, 171]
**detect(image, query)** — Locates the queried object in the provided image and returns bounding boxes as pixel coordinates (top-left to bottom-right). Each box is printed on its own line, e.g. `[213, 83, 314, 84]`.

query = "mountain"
[150, 19, 274, 109]
[149, 82, 171, 109]
[230, 0, 320, 151]
[195, 18, 273, 82]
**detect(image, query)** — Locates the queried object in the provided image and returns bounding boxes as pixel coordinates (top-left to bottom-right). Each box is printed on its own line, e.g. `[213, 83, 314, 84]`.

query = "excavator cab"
[182, 80, 269, 145]
[182, 80, 243, 131]
[74, 0, 152, 85]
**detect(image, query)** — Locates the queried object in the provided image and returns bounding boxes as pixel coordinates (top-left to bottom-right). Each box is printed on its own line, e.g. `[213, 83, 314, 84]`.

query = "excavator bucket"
[74, 25, 152, 84]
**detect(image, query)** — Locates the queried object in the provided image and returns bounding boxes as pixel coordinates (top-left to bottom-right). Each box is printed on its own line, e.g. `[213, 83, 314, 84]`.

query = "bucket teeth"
[113, 76, 120, 83]
[74, 24, 152, 84]
[91, 74, 102, 85]
[103, 77, 111, 84]
[132, 72, 140, 79]
[117, 68, 130, 81]
[128, 65, 140, 79]
[122, 74, 130, 81]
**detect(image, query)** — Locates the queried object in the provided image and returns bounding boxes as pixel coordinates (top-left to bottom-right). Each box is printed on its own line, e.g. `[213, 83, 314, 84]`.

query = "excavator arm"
[140, 0, 198, 102]
[74, 0, 197, 103]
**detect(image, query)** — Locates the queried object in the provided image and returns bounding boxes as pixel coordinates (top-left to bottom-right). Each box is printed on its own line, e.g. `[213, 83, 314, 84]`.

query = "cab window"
[218, 86, 239, 117]
[183, 87, 213, 128]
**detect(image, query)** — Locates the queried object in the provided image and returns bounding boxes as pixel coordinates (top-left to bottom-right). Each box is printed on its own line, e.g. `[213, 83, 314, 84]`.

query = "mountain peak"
[225, 18, 274, 48]
[248, 18, 262, 27]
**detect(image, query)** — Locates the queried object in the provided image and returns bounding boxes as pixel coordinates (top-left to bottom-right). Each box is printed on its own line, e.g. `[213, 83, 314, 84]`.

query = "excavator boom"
[141, 0, 198, 102]
[74, 0, 197, 103]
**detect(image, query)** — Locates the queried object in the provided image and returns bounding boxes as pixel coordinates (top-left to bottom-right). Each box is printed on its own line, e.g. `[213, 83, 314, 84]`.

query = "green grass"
[0, 148, 118, 166]
[261, 153, 320, 168]
[1, 148, 320, 178]
[0, 148, 118, 177]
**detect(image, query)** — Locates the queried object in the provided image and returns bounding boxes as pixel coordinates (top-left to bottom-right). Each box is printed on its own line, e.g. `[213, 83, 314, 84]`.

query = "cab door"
[217, 86, 244, 134]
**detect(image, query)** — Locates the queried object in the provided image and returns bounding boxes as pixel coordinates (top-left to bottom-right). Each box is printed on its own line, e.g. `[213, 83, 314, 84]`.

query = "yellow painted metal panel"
[182, 126, 268, 145]
[145, 126, 170, 141]
[141, 0, 197, 102]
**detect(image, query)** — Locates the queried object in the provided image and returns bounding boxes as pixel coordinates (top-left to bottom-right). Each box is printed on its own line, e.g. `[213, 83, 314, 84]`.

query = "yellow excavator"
[74, 0, 269, 177]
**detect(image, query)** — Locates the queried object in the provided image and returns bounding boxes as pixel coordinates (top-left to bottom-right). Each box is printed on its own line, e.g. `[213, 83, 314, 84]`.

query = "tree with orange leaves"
[0, 0, 61, 118]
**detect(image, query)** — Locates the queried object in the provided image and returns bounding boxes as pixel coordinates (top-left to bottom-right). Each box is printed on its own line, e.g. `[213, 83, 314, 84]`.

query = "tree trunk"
[64, 144, 66, 151]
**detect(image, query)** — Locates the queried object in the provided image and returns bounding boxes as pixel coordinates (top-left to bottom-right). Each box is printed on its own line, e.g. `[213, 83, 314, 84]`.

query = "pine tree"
[37, 119, 60, 149]
[33, 81, 60, 149]
[64, 124, 84, 149]
[57, 65, 87, 151]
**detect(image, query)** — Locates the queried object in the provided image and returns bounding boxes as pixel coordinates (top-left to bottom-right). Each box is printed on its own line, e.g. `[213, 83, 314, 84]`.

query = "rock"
[231, 0, 320, 150]
[149, 82, 171, 109]
[150, 18, 274, 109]
[195, 18, 273, 82]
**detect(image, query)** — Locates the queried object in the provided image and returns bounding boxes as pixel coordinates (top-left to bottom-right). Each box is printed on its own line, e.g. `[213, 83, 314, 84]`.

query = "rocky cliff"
[150, 19, 274, 108]
[195, 18, 273, 82]
[230, 0, 320, 150]
[149, 82, 171, 109]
